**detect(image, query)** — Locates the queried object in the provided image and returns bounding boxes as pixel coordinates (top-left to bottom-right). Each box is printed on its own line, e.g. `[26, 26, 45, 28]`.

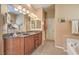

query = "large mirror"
[7, 4, 25, 33]
[7, 4, 42, 34]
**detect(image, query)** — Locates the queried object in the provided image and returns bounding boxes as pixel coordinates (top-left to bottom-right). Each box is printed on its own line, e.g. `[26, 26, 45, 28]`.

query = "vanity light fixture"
[23, 8, 26, 12]
[18, 5, 22, 10]
[36, 17, 38, 20]
[26, 10, 30, 14]
[33, 14, 37, 18]
[23, 12, 27, 15]
[30, 13, 38, 18]
[27, 4, 31, 8]
[14, 5, 27, 14]
[14, 5, 38, 18]
[30, 13, 34, 17]
[14, 8, 18, 11]
[31, 13, 39, 20]
[35, 15, 37, 18]
[28, 13, 31, 17]
[19, 10, 23, 13]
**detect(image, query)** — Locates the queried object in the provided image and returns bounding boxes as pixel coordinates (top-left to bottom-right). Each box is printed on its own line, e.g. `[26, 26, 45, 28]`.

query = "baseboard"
[55, 45, 64, 49]
[46, 39, 55, 41]
[55, 45, 67, 52]
[64, 49, 67, 53]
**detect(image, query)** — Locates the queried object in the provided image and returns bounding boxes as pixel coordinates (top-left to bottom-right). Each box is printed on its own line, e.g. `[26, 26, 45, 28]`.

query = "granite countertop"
[3, 31, 41, 39]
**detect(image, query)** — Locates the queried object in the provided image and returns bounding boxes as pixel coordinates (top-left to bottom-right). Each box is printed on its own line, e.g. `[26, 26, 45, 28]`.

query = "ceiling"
[8, 5, 20, 14]
[8, 4, 53, 14]
[32, 4, 51, 9]
[32, 4, 52, 11]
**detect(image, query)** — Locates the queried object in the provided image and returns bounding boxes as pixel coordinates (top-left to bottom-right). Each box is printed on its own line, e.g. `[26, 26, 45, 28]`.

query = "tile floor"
[32, 40, 67, 55]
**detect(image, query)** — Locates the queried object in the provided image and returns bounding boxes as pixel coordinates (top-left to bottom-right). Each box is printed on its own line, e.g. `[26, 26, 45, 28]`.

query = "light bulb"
[23, 8, 26, 12]
[19, 10, 22, 13]
[28, 14, 31, 17]
[18, 5, 22, 10]
[14, 8, 18, 11]
[26, 10, 30, 14]
[35, 15, 37, 18]
[23, 12, 26, 15]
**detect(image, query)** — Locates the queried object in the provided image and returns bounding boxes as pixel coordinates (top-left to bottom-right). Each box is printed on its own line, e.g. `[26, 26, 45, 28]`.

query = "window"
[30, 18, 42, 31]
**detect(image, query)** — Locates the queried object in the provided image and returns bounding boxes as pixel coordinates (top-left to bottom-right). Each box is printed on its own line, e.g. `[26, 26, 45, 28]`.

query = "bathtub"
[66, 38, 79, 55]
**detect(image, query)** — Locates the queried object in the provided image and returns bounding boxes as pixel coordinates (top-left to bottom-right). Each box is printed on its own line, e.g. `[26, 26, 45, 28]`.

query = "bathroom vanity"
[3, 31, 42, 55]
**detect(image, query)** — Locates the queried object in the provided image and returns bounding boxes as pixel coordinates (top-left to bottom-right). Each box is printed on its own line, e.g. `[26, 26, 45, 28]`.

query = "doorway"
[46, 18, 55, 40]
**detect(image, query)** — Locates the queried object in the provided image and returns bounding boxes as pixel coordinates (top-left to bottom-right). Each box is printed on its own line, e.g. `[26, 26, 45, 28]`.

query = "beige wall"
[24, 14, 30, 32]
[1, 4, 7, 15]
[55, 4, 79, 19]
[41, 9, 45, 45]
[55, 20, 71, 48]
[0, 4, 7, 35]
[55, 4, 79, 49]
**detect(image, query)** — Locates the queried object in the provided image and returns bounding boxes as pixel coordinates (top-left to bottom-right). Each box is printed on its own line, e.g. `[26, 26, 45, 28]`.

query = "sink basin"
[3, 33, 14, 39]
[15, 32, 29, 37]
[3, 31, 38, 39]
[23, 33, 29, 35]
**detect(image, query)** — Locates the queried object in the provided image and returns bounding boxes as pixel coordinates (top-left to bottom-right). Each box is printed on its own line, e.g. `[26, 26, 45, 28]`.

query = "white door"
[46, 18, 55, 40]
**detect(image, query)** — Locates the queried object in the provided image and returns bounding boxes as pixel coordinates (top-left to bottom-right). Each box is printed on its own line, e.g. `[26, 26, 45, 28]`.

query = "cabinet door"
[39, 32, 42, 45]
[4, 37, 24, 55]
[0, 39, 4, 55]
[28, 36, 34, 54]
[13, 37, 24, 55]
[24, 36, 34, 55]
[20, 38, 24, 55]
[24, 36, 29, 55]
[35, 39, 39, 49]
[34, 34, 39, 48]
[4, 38, 14, 55]
[34, 32, 42, 49]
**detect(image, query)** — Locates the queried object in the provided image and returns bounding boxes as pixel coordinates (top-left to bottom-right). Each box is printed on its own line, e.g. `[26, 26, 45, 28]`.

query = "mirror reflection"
[7, 4, 42, 34]
[7, 5, 25, 34]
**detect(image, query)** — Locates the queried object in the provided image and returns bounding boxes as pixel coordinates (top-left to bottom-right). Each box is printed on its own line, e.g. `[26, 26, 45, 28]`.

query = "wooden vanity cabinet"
[13, 37, 24, 55]
[24, 35, 34, 55]
[34, 34, 39, 49]
[4, 38, 14, 55]
[4, 37, 24, 55]
[24, 32, 42, 54]
[4, 32, 42, 55]
[38, 32, 42, 45]
[34, 32, 42, 49]
[24, 36, 29, 55]
[28, 35, 34, 54]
